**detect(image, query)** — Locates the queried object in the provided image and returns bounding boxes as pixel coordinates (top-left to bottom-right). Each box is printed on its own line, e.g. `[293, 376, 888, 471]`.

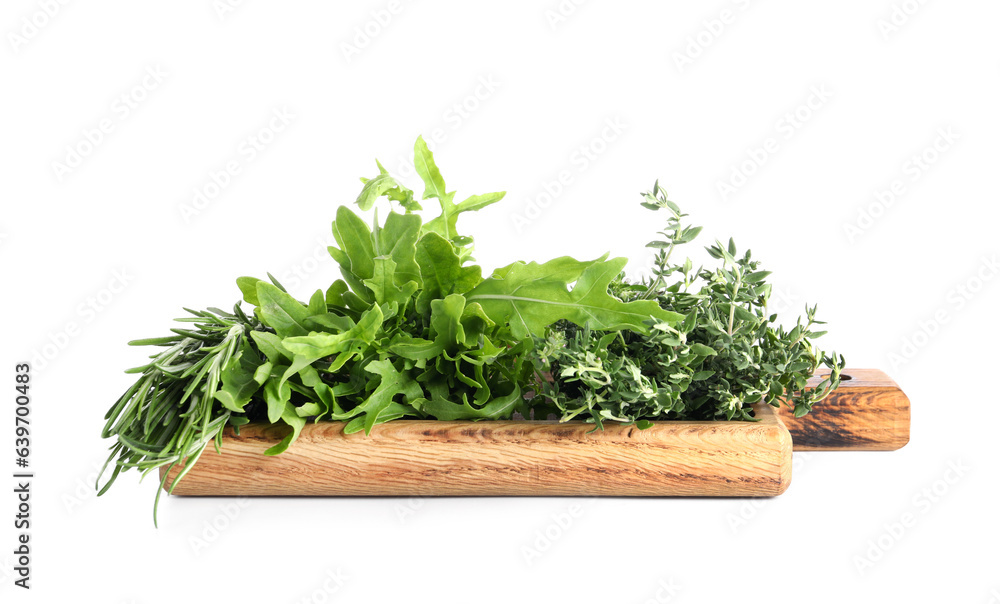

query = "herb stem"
[727, 271, 741, 336]
[642, 238, 677, 300]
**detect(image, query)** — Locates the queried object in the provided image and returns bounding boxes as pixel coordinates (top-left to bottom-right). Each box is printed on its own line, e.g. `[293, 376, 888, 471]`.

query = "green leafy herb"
[531, 182, 845, 428]
[99, 140, 845, 523]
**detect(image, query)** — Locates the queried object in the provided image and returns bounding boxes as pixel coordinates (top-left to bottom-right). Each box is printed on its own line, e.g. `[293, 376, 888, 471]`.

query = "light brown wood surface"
[161, 403, 792, 497]
[775, 368, 910, 451]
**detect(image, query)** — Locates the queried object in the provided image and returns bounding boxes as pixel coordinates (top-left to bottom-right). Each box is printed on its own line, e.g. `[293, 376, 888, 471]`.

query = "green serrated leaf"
[282, 305, 383, 371]
[414, 232, 482, 312]
[255, 282, 312, 338]
[364, 256, 419, 307]
[467, 255, 682, 339]
[214, 342, 262, 412]
[421, 385, 521, 420]
[413, 136, 448, 201]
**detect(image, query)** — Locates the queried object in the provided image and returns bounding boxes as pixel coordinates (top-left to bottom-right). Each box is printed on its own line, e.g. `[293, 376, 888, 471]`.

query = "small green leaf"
[282, 305, 383, 371]
[307, 289, 326, 316]
[263, 373, 291, 424]
[351, 359, 421, 434]
[733, 305, 758, 323]
[421, 385, 521, 421]
[413, 136, 447, 201]
[364, 257, 419, 307]
[250, 331, 293, 363]
[378, 211, 423, 286]
[264, 402, 307, 456]
[214, 343, 262, 412]
[689, 343, 717, 356]
[677, 226, 703, 243]
[744, 270, 772, 283]
[330, 205, 377, 294]
[255, 282, 312, 338]
[356, 172, 397, 211]
[414, 232, 482, 313]
[236, 276, 261, 305]
[456, 191, 505, 213]
[325, 280, 349, 306]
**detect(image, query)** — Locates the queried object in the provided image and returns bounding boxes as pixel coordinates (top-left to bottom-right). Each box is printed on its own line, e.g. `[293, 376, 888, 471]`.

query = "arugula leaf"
[377, 211, 423, 286]
[422, 191, 506, 246]
[356, 171, 398, 211]
[347, 359, 421, 435]
[265, 402, 307, 456]
[412, 136, 505, 252]
[255, 282, 312, 338]
[387, 334, 444, 361]
[262, 368, 292, 424]
[467, 255, 683, 339]
[429, 294, 468, 350]
[282, 306, 383, 371]
[325, 280, 350, 306]
[414, 232, 482, 313]
[413, 136, 448, 202]
[250, 331, 293, 363]
[330, 205, 377, 299]
[307, 289, 326, 316]
[364, 257, 419, 307]
[236, 276, 262, 305]
[356, 159, 420, 212]
[459, 301, 494, 346]
[421, 384, 522, 420]
[214, 341, 262, 412]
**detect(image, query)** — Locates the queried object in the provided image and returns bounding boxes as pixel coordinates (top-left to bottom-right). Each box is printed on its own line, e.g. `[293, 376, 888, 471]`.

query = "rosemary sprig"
[97, 305, 259, 526]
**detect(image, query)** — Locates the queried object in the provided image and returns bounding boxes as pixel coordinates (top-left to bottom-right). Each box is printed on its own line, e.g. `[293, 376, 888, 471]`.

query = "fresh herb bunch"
[100, 140, 845, 522]
[99, 138, 677, 522]
[531, 182, 845, 428]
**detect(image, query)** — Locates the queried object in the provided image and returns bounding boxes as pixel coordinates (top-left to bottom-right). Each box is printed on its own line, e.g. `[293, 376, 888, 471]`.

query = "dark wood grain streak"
[775, 368, 910, 451]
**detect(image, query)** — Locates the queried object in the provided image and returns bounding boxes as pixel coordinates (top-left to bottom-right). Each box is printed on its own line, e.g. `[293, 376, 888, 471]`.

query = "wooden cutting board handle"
[775, 368, 910, 451]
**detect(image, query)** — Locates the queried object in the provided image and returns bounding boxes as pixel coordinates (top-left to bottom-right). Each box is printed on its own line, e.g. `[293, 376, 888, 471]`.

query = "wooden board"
[158, 368, 909, 497]
[776, 368, 910, 451]
[161, 402, 792, 497]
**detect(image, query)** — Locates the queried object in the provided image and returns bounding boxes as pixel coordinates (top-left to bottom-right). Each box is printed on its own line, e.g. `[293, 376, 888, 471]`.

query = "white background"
[2, 1, 998, 602]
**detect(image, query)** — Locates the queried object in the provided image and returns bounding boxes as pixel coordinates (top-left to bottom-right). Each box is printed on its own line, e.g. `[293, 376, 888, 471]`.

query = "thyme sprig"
[532, 182, 846, 428]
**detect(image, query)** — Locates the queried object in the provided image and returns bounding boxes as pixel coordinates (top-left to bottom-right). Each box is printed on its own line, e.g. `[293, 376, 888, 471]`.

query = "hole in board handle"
[817, 373, 853, 381]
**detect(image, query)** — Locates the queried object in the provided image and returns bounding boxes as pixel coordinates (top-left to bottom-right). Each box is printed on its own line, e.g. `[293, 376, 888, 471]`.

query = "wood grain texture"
[775, 368, 910, 451]
[161, 403, 791, 497]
